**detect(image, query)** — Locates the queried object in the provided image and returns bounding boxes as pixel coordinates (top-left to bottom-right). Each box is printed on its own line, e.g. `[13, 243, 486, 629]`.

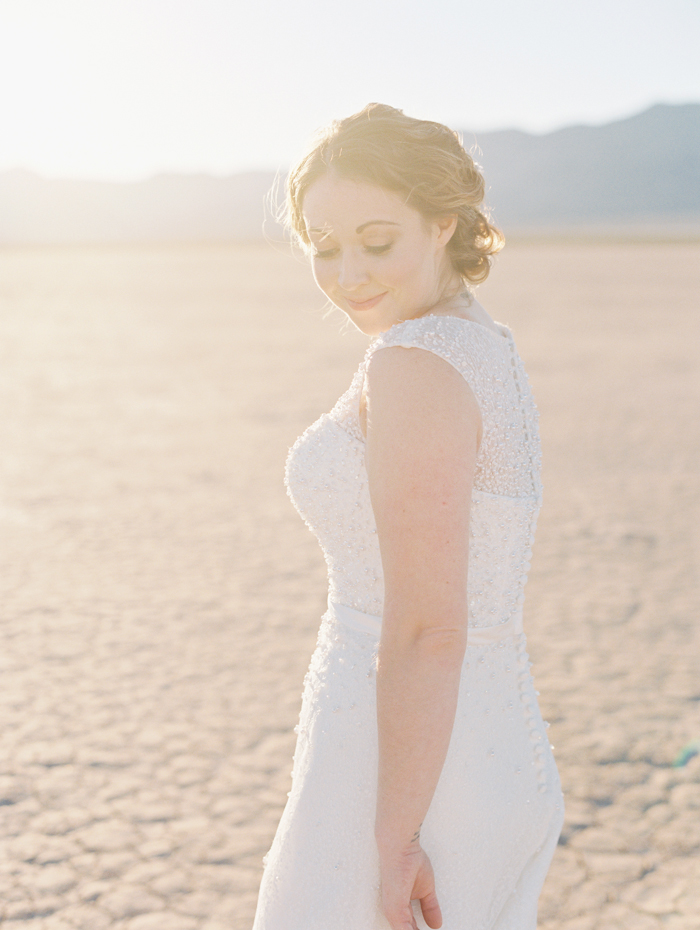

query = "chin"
[343, 315, 392, 337]
[345, 319, 375, 337]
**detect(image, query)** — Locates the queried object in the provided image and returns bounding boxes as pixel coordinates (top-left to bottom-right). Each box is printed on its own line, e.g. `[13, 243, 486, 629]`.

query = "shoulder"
[365, 336, 468, 399]
[366, 314, 505, 373]
[364, 323, 483, 448]
[369, 314, 470, 351]
[365, 316, 509, 408]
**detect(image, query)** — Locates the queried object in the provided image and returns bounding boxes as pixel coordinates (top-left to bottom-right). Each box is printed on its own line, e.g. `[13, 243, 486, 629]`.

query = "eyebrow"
[307, 220, 400, 235]
[356, 220, 399, 233]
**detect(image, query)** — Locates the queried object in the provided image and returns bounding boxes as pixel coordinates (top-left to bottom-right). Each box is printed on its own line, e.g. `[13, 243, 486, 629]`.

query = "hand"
[379, 845, 443, 930]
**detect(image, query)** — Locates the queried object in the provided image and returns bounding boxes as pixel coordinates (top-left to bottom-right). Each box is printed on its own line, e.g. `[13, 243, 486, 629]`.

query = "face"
[301, 172, 459, 336]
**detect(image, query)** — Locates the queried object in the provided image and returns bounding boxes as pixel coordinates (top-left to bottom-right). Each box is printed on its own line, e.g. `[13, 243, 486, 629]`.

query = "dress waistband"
[328, 601, 524, 645]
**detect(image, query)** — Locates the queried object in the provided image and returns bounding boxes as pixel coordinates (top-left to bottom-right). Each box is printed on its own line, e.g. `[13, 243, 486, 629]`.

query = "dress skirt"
[253, 602, 564, 930]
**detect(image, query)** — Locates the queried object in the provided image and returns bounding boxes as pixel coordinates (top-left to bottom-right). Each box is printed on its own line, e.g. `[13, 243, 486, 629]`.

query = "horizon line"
[1, 99, 697, 186]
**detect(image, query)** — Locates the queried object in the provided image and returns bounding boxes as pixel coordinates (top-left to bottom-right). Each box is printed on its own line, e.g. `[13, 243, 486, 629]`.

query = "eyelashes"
[311, 243, 393, 259]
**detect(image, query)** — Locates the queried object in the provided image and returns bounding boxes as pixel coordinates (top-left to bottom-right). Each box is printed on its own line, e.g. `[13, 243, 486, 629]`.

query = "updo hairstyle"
[286, 103, 504, 286]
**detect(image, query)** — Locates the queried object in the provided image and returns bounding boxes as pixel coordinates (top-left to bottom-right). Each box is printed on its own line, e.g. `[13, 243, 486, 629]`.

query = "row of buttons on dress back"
[514, 635, 550, 793]
[505, 336, 551, 792]
[507, 339, 542, 499]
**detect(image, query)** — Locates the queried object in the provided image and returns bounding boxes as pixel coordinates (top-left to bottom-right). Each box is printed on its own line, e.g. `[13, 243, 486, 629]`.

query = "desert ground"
[0, 238, 699, 930]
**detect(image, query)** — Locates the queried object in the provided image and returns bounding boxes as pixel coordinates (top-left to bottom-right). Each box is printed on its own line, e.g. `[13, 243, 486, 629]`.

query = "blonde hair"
[286, 103, 504, 285]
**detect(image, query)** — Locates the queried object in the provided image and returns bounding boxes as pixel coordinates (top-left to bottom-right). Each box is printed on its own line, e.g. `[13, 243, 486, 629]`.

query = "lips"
[344, 292, 387, 312]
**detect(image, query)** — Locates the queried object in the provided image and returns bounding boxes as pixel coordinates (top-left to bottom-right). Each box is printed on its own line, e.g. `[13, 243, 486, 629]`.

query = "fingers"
[380, 849, 442, 930]
[382, 907, 417, 930]
[420, 889, 443, 929]
[381, 882, 420, 930]
[384, 895, 440, 930]
[413, 852, 442, 929]
[381, 893, 419, 930]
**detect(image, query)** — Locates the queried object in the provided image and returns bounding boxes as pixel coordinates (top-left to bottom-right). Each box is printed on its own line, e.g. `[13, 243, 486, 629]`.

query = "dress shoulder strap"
[364, 314, 504, 388]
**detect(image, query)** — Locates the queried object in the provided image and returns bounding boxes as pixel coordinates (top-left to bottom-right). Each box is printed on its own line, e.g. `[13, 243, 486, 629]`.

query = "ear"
[434, 214, 458, 247]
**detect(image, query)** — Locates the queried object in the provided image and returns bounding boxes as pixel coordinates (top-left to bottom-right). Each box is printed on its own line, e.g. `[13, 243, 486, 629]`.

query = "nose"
[337, 250, 370, 291]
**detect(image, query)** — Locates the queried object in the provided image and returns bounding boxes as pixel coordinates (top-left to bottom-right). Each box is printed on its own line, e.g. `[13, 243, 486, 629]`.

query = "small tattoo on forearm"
[410, 825, 422, 843]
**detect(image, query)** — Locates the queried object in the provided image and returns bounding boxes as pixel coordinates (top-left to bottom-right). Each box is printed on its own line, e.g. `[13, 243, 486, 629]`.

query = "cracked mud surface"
[1, 241, 698, 929]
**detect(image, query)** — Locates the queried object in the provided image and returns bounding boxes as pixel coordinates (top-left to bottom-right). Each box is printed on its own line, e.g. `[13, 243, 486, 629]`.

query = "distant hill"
[0, 170, 280, 244]
[0, 103, 698, 244]
[468, 103, 700, 227]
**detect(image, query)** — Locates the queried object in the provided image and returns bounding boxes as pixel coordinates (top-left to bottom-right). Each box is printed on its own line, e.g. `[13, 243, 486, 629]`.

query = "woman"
[253, 103, 564, 930]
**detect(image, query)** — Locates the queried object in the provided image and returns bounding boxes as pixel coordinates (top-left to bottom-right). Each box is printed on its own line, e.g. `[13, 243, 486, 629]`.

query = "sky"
[0, 0, 698, 181]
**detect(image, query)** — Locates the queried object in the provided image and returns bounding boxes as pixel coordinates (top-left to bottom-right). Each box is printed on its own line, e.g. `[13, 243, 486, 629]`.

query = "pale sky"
[0, 0, 698, 181]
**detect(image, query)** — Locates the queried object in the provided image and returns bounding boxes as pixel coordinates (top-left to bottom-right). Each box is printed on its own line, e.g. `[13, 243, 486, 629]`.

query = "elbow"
[380, 596, 469, 664]
[412, 625, 468, 666]
[377, 623, 468, 677]
[414, 625, 467, 650]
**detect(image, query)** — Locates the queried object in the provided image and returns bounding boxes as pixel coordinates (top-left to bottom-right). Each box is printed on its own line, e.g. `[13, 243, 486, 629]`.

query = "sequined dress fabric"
[253, 315, 564, 930]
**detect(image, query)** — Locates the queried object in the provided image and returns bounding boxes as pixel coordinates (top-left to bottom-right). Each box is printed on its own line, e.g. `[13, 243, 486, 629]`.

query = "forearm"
[375, 622, 467, 853]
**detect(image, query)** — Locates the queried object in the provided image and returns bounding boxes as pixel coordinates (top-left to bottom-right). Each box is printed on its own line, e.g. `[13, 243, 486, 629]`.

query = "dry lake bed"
[0, 239, 699, 929]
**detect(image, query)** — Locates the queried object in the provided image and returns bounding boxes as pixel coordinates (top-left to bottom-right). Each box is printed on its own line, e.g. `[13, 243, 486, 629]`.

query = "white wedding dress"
[253, 314, 564, 930]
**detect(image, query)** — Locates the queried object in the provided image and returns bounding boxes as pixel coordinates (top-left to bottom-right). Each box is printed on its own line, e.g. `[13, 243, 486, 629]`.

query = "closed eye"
[311, 243, 391, 259]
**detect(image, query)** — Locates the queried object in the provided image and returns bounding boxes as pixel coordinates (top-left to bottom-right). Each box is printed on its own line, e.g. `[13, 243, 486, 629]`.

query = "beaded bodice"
[285, 315, 542, 628]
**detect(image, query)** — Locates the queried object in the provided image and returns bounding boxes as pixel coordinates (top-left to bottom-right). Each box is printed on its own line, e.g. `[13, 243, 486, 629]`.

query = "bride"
[253, 103, 563, 930]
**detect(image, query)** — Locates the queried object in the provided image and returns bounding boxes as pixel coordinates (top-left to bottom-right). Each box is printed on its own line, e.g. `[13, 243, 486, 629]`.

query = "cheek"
[383, 246, 424, 288]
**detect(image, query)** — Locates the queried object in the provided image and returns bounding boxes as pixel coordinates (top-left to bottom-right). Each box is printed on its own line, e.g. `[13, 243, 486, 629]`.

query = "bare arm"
[365, 346, 481, 930]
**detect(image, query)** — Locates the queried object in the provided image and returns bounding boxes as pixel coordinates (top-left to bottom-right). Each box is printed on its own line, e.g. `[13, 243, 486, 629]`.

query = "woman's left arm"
[365, 345, 481, 930]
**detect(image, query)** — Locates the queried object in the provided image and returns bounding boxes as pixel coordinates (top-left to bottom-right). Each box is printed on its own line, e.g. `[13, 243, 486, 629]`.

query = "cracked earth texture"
[1, 241, 698, 929]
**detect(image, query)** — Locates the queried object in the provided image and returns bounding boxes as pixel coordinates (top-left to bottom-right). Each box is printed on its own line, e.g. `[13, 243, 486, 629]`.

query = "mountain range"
[0, 103, 698, 244]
